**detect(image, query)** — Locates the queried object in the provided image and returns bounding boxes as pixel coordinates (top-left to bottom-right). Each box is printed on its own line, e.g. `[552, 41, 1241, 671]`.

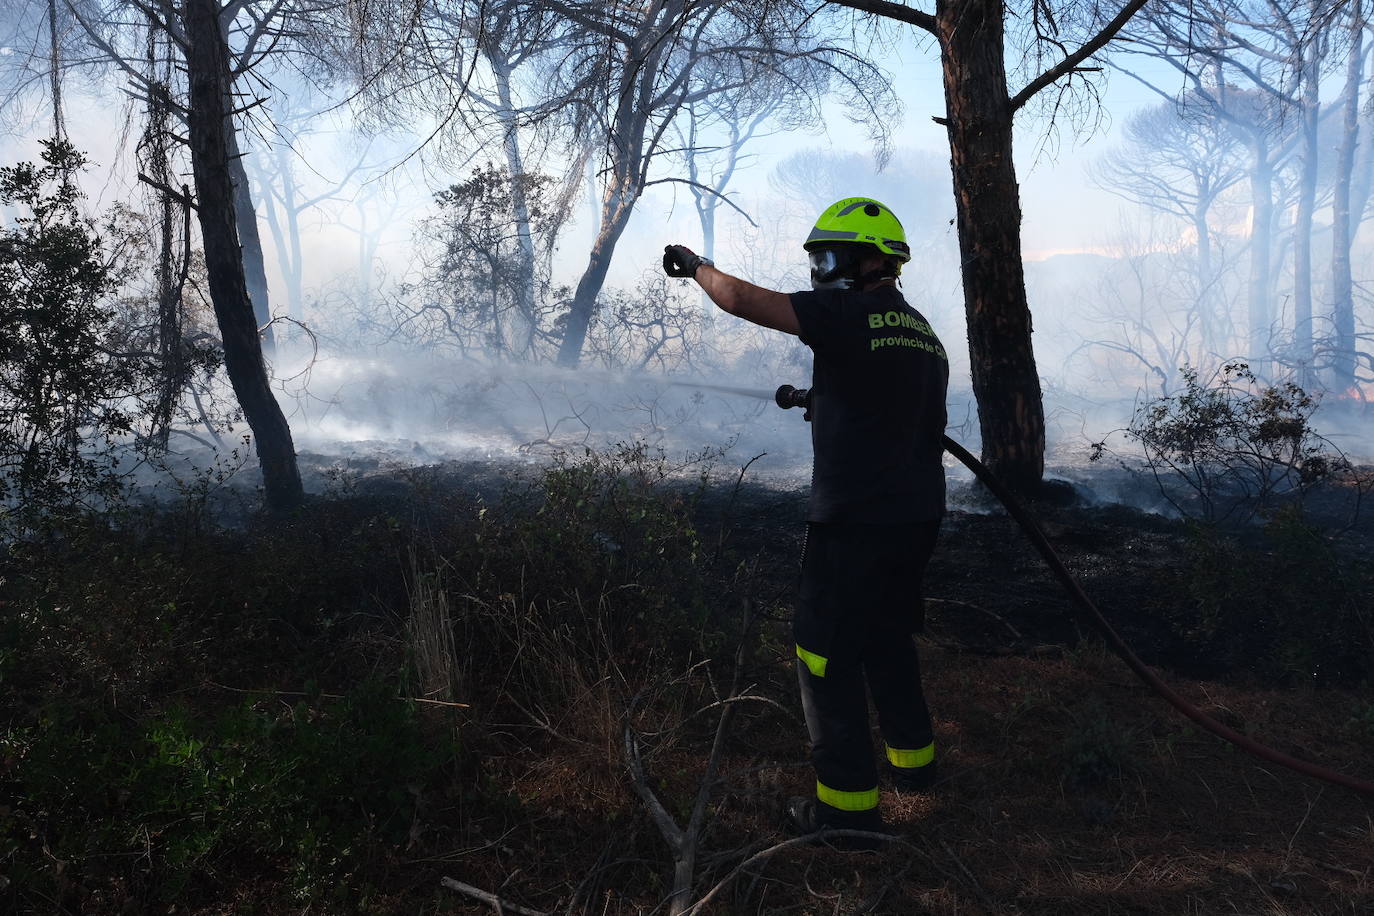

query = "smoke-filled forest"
[1, 0, 1373, 913]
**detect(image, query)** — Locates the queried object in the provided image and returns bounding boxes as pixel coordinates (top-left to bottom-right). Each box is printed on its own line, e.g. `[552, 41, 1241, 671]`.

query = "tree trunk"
[556, 177, 636, 367]
[698, 199, 718, 323]
[47, 0, 65, 141]
[1292, 54, 1320, 383]
[357, 199, 377, 316]
[183, 0, 302, 511]
[1246, 137, 1275, 373]
[555, 17, 667, 369]
[226, 128, 275, 352]
[1349, 105, 1374, 238]
[490, 51, 539, 358]
[1194, 204, 1219, 352]
[255, 148, 305, 324]
[938, 0, 1045, 495]
[691, 142, 719, 325]
[283, 176, 304, 325]
[1330, 0, 1364, 392]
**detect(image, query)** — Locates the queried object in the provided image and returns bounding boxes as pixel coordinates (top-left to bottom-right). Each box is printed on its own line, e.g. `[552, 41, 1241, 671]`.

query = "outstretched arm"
[664, 245, 800, 335]
[696, 265, 800, 336]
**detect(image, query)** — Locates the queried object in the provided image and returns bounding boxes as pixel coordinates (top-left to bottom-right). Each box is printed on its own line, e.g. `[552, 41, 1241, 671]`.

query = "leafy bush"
[0, 443, 747, 913]
[0, 141, 141, 519]
[2, 681, 446, 908]
[1092, 363, 1357, 523]
[1059, 698, 1139, 788]
[0, 141, 217, 529]
[1166, 511, 1374, 685]
[447, 443, 716, 702]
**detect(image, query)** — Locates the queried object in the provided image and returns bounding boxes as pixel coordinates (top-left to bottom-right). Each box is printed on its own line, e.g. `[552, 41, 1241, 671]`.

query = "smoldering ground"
[119, 334, 1373, 533]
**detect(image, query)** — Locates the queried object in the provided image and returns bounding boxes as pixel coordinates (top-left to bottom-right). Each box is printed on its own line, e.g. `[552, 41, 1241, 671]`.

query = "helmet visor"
[808, 247, 857, 287]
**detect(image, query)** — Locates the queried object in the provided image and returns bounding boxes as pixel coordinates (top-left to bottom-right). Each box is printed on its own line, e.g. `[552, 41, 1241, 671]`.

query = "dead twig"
[932, 837, 1012, 913]
[508, 694, 589, 746]
[860, 859, 913, 912]
[408, 825, 518, 863]
[1285, 787, 1323, 858]
[204, 681, 470, 708]
[927, 596, 1025, 640]
[1312, 858, 1368, 879]
[690, 693, 799, 724]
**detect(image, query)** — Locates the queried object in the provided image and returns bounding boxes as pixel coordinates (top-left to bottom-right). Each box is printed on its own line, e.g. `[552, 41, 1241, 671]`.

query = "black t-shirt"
[789, 285, 949, 524]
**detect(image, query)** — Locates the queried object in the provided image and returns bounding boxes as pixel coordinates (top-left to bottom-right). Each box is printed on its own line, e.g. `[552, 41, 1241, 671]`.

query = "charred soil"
[2, 450, 1371, 915]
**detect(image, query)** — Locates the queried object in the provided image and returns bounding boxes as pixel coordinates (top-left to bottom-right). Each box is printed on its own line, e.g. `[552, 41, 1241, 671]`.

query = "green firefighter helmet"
[804, 197, 911, 262]
[803, 198, 910, 289]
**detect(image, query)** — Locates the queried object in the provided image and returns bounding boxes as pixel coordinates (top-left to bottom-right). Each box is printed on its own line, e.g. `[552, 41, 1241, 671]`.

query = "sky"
[588, 25, 1187, 293]
[6, 13, 1373, 473]
[0, 15, 1181, 298]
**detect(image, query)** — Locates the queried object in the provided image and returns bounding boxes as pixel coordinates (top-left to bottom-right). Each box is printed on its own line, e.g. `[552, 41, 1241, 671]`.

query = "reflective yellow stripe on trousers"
[816, 780, 879, 812]
[886, 741, 935, 769]
[796, 644, 828, 678]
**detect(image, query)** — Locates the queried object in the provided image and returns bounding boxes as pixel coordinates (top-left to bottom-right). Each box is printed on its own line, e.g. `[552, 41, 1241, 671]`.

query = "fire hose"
[772, 384, 1374, 798]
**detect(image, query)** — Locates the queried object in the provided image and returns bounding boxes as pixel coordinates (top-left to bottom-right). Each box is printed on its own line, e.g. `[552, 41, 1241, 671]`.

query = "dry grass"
[12, 455, 1369, 915]
[433, 635, 1374, 915]
[405, 552, 461, 703]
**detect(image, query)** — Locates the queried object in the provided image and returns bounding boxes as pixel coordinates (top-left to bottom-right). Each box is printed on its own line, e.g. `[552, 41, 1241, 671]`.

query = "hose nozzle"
[774, 384, 811, 411]
[775, 384, 812, 421]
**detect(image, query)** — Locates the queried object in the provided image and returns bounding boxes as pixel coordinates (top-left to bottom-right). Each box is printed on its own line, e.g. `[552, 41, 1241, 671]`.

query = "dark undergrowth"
[1, 445, 1371, 914]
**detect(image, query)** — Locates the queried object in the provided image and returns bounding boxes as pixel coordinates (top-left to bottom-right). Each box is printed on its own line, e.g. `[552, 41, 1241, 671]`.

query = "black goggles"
[808, 246, 860, 285]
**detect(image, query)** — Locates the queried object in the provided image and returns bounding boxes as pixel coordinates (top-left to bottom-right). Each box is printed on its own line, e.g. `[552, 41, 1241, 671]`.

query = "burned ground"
[1, 451, 1371, 914]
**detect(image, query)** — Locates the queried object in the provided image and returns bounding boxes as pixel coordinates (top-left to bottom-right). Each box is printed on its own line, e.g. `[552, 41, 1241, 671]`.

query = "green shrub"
[1093, 363, 1356, 523]
[0, 141, 134, 521]
[1168, 511, 1373, 685]
[1059, 698, 1138, 787]
[453, 443, 716, 677]
[1345, 702, 1374, 740]
[0, 443, 743, 912]
[2, 680, 447, 908]
[0, 141, 217, 531]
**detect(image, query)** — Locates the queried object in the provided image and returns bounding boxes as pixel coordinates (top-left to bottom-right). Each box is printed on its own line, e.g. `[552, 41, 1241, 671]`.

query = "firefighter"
[664, 197, 949, 846]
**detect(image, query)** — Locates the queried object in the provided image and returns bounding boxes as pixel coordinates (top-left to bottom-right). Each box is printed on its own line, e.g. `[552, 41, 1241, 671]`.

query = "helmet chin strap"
[855, 267, 897, 289]
[810, 268, 896, 291]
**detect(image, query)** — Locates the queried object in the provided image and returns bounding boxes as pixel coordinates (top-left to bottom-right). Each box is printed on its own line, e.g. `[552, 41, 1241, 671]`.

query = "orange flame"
[1335, 385, 1370, 403]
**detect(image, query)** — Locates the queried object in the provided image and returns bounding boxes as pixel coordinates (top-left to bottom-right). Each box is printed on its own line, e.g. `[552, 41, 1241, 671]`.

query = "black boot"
[888, 759, 938, 793]
[784, 796, 887, 851]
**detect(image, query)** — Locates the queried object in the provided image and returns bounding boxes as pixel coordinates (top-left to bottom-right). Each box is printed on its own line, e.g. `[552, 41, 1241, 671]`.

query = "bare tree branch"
[1011, 0, 1151, 111]
[641, 177, 758, 227]
[821, 0, 937, 35]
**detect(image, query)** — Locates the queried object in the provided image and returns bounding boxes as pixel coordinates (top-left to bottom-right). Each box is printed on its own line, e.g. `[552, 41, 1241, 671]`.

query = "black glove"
[663, 244, 713, 278]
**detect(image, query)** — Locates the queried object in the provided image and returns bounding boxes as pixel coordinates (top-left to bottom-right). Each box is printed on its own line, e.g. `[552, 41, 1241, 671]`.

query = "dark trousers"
[794, 520, 939, 815]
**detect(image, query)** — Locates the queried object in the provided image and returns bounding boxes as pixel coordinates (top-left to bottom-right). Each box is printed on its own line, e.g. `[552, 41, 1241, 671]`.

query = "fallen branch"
[624, 701, 687, 855]
[681, 831, 914, 915]
[623, 601, 757, 915]
[440, 877, 549, 915]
